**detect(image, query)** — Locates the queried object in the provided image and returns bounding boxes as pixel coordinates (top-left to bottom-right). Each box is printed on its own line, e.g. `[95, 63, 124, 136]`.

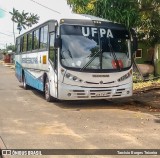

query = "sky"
[0, 0, 72, 49]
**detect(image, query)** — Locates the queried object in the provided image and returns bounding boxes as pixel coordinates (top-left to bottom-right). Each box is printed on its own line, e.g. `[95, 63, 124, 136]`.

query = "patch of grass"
[133, 79, 160, 91]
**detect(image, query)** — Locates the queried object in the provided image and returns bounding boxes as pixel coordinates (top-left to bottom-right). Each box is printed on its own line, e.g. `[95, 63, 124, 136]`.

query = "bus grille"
[85, 81, 115, 85]
[71, 88, 127, 99]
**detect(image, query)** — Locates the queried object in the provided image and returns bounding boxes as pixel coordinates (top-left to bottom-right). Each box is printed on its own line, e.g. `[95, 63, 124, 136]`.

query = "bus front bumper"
[58, 83, 132, 100]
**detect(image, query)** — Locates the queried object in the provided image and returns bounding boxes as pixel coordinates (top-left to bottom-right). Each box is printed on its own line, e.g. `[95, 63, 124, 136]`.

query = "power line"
[5, 31, 19, 35]
[0, 8, 9, 14]
[0, 32, 13, 37]
[29, 0, 61, 14]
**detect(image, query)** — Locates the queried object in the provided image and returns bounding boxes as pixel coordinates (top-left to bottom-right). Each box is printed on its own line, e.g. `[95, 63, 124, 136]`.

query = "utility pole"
[6, 43, 7, 51]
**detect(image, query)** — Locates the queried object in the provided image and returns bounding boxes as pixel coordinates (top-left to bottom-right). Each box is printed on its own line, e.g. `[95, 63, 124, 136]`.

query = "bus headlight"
[118, 69, 132, 82]
[61, 68, 83, 82]
[65, 73, 83, 82]
[66, 73, 71, 78]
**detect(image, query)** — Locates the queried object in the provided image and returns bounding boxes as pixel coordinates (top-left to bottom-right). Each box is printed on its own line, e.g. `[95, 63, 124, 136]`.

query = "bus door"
[48, 32, 58, 98]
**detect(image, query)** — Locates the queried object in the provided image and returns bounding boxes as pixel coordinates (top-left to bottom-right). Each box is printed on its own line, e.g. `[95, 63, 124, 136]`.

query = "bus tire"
[45, 76, 53, 102]
[22, 73, 28, 90]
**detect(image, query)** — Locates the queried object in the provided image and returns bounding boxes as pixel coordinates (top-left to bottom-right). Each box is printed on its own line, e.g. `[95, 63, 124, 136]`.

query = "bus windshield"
[60, 25, 131, 71]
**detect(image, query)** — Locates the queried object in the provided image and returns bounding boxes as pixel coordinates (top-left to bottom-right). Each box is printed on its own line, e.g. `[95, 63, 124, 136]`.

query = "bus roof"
[16, 13, 121, 38]
[57, 13, 111, 22]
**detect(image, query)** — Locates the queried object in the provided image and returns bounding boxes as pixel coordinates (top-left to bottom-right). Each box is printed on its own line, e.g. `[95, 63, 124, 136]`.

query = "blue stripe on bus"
[15, 61, 22, 82]
[24, 69, 44, 91]
[15, 61, 44, 91]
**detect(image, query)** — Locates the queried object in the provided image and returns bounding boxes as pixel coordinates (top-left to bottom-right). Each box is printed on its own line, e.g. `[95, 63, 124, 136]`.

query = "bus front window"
[60, 25, 131, 71]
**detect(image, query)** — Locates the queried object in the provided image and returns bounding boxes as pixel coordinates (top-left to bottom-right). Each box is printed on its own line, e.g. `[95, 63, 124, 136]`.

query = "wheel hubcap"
[23, 77, 26, 88]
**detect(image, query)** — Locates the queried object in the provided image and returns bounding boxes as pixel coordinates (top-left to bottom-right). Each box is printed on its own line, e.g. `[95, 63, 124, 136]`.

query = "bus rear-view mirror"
[54, 36, 62, 48]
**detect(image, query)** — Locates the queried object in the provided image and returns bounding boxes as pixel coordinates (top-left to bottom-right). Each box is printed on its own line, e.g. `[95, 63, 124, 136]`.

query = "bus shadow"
[57, 99, 117, 110]
[19, 85, 159, 113]
[24, 86, 130, 110]
[19, 85, 45, 100]
[54, 92, 160, 113]
[54, 98, 150, 112]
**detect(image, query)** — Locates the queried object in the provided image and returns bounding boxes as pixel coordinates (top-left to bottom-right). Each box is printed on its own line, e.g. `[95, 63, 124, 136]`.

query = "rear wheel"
[22, 73, 28, 90]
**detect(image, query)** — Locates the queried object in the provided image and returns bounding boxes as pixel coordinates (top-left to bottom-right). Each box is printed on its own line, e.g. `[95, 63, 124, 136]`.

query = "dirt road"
[0, 64, 160, 158]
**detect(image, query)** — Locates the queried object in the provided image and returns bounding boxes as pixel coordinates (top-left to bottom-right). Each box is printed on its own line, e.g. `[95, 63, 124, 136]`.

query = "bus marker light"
[43, 55, 46, 64]
[60, 19, 64, 23]
[67, 93, 71, 97]
[73, 76, 77, 81]
[66, 73, 71, 78]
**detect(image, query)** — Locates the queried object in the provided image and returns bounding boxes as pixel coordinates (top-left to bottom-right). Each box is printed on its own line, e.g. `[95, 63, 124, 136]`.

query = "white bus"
[15, 14, 137, 102]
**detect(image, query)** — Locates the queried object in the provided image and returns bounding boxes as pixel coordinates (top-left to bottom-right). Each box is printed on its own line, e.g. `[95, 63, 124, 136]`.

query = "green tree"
[67, 0, 140, 28]
[9, 8, 19, 44]
[138, 0, 160, 45]
[14, 10, 28, 33]
[26, 13, 39, 28]
[6, 44, 15, 52]
[9, 8, 40, 35]
[67, 0, 160, 46]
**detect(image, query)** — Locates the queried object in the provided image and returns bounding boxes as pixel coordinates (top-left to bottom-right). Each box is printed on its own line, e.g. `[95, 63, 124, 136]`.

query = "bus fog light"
[73, 76, 77, 81]
[66, 73, 71, 78]
[61, 68, 65, 73]
[67, 93, 71, 97]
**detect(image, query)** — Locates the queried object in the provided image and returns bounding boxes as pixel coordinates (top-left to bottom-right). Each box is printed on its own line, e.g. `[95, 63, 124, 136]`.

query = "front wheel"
[45, 77, 58, 102]
[45, 77, 53, 102]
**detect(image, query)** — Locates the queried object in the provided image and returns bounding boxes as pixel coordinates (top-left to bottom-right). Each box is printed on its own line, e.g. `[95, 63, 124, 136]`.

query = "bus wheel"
[22, 73, 28, 90]
[45, 77, 52, 102]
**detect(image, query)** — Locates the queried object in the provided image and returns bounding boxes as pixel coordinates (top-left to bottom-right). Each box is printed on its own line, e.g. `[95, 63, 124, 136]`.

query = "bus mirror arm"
[130, 28, 138, 54]
[54, 36, 62, 48]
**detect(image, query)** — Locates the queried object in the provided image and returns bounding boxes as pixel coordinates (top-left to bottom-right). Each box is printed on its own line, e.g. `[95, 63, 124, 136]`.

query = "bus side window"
[49, 32, 55, 64]
[40, 25, 48, 49]
[22, 34, 27, 52]
[27, 32, 32, 51]
[33, 29, 39, 50]
[20, 37, 23, 53]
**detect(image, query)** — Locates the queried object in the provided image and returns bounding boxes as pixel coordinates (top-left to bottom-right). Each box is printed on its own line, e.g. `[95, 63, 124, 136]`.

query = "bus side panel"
[15, 55, 22, 82]
[21, 51, 48, 92]
[24, 69, 44, 91]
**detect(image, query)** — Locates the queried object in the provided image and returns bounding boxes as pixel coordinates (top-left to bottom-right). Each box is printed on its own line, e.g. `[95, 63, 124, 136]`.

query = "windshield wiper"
[108, 38, 121, 71]
[80, 49, 102, 71]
